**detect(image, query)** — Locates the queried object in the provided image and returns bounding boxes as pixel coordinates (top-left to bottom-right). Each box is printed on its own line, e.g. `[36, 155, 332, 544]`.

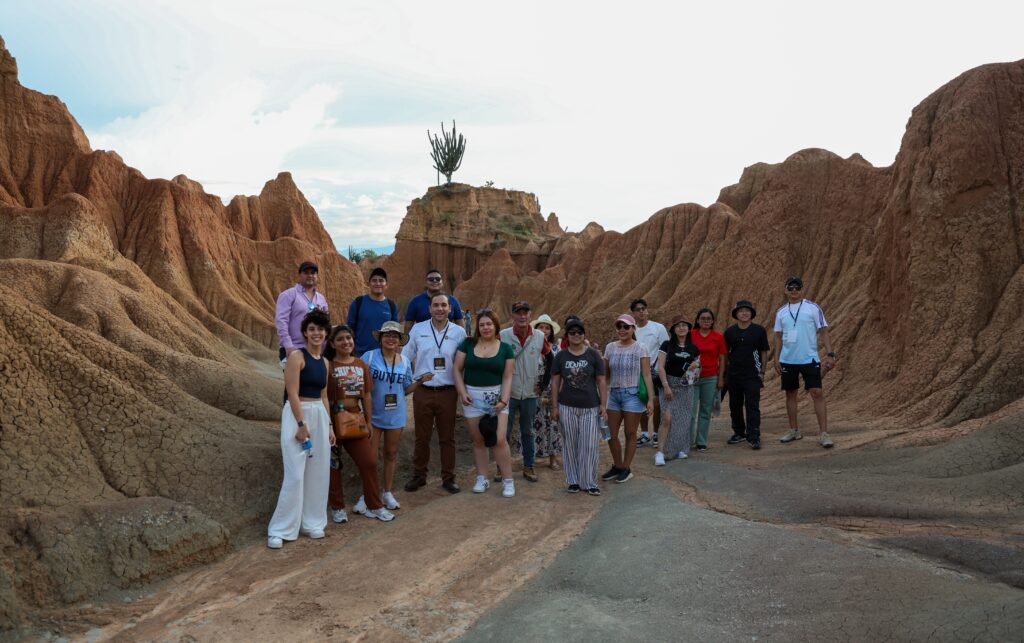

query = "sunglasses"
[567, 329, 584, 336]
[381, 332, 401, 339]
[615, 323, 632, 330]
[476, 308, 493, 315]
[786, 285, 802, 291]
[426, 276, 442, 282]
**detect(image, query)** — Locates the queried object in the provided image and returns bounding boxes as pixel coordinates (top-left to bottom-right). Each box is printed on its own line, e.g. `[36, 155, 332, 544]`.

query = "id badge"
[384, 393, 398, 411]
[783, 329, 797, 346]
[433, 357, 446, 371]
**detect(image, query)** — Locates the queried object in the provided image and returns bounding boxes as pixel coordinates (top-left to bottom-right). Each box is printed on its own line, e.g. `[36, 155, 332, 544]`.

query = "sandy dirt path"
[70, 465, 600, 642]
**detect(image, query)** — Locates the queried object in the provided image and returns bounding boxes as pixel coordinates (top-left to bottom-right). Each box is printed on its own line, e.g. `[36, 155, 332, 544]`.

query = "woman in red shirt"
[690, 308, 726, 451]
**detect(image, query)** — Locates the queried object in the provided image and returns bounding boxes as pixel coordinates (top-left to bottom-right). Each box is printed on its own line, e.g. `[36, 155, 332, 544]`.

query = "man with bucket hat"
[723, 299, 770, 449]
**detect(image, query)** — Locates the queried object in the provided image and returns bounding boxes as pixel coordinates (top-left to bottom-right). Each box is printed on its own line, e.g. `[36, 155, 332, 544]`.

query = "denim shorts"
[608, 386, 646, 413]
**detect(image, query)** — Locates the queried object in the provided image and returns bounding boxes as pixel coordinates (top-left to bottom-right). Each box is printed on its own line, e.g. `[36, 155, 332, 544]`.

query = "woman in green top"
[454, 309, 517, 497]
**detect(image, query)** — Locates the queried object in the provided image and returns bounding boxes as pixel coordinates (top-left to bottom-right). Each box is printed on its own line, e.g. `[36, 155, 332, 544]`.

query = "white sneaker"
[331, 509, 348, 523]
[267, 536, 283, 549]
[364, 507, 395, 522]
[654, 451, 666, 466]
[473, 475, 490, 493]
[353, 495, 367, 515]
[678, 451, 688, 460]
[382, 491, 401, 510]
[306, 530, 325, 539]
[502, 479, 515, 498]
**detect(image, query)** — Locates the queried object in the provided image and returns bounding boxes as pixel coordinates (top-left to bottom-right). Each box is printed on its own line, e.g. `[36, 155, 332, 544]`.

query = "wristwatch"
[297, 420, 305, 427]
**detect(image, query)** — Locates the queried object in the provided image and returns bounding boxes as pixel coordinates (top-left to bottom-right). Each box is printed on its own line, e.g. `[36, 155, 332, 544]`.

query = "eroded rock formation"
[0, 36, 362, 624]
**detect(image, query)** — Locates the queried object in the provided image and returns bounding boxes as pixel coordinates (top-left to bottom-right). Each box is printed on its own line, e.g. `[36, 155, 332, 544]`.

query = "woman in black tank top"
[267, 309, 336, 550]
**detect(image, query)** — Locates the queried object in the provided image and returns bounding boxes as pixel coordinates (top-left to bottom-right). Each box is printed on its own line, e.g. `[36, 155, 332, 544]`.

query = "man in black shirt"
[723, 300, 770, 449]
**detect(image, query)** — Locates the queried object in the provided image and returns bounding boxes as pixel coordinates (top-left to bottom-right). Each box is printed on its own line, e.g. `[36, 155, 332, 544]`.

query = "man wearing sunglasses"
[404, 269, 466, 333]
[772, 276, 837, 448]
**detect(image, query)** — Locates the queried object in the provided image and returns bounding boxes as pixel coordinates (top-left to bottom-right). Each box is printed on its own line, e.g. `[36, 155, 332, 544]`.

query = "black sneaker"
[601, 466, 622, 481]
[404, 477, 426, 492]
[586, 487, 601, 496]
[750, 440, 761, 450]
[727, 434, 746, 445]
[615, 468, 634, 483]
[636, 434, 651, 448]
[652, 434, 659, 447]
[568, 484, 581, 493]
[695, 444, 708, 452]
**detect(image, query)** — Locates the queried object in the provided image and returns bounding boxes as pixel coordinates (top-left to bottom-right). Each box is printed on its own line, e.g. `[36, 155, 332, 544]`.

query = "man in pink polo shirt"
[275, 261, 329, 368]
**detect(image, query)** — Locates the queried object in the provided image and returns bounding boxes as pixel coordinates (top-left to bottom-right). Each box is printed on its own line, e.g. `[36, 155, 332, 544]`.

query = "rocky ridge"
[0, 36, 361, 625]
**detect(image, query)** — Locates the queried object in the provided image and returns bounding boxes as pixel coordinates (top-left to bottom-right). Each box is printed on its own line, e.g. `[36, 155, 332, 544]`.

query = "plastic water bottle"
[599, 415, 611, 442]
[302, 438, 313, 459]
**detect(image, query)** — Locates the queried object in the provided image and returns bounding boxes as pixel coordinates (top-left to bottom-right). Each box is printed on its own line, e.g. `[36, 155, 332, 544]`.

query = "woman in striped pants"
[550, 318, 608, 495]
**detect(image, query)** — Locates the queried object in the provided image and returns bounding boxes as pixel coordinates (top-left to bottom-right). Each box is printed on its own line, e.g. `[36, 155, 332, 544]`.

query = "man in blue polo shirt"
[772, 276, 838, 448]
[404, 269, 465, 332]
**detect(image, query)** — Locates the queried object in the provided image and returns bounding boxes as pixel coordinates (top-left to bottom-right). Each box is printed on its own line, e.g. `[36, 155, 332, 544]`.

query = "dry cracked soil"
[12, 410, 1023, 643]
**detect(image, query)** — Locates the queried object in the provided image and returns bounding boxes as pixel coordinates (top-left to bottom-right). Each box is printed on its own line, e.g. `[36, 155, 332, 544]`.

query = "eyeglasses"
[476, 308, 492, 315]
[426, 276, 442, 282]
[567, 329, 584, 336]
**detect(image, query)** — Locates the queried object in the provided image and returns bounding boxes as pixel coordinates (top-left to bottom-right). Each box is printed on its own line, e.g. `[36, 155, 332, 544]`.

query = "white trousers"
[267, 401, 330, 539]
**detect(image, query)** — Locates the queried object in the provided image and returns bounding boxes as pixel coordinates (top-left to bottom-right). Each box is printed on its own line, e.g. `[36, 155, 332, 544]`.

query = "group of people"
[266, 264, 838, 549]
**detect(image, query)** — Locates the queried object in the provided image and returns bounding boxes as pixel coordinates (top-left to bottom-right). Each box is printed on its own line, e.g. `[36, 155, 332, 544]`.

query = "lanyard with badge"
[383, 352, 399, 411]
[783, 300, 803, 346]
[431, 322, 450, 371]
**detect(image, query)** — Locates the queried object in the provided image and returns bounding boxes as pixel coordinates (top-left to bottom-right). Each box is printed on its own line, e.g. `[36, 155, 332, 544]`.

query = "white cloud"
[40, 0, 1024, 249]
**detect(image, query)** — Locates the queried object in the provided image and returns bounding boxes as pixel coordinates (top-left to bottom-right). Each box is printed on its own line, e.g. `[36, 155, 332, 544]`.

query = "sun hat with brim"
[668, 315, 691, 333]
[615, 314, 637, 327]
[531, 314, 561, 336]
[372, 320, 410, 346]
[731, 300, 757, 320]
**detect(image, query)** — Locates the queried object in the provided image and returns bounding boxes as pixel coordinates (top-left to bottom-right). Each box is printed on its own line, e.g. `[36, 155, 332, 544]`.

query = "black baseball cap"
[511, 300, 531, 313]
[565, 318, 585, 334]
[369, 267, 388, 281]
[299, 261, 319, 273]
[785, 276, 803, 289]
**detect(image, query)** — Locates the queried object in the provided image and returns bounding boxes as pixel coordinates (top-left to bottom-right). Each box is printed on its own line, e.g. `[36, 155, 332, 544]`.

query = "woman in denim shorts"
[601, 314, 654, 483]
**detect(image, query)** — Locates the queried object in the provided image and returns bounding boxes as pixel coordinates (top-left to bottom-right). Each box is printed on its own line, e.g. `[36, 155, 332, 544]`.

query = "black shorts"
[780, 362, 822, 391]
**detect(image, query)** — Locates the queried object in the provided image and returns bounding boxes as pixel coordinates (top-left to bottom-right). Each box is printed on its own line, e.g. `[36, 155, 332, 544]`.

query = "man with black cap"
[723, 299, 770, 449]
[347, 267, 400, 357]
[772, 277, 837, 448]
[275, 261, 329, 368]
[499, 300, 550, 482]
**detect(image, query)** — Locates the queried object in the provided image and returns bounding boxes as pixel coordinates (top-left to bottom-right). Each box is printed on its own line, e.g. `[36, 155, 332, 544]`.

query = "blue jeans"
[507, 397, 539, 467]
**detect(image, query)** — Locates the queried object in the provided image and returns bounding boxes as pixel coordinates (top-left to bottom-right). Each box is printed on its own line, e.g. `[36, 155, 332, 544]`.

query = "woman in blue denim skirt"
[601, 314, 654, 483]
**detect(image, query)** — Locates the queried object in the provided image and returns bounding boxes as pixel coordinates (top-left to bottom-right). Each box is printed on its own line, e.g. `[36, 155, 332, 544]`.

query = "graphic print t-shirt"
[551, 347, 605, 408]
[330, 358, 373, 413]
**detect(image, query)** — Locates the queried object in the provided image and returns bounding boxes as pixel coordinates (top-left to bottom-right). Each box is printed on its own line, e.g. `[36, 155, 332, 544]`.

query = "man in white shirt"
[772, 276, 837, 448]
[402, 292, 468, 493]
[631, 299, 669, 448]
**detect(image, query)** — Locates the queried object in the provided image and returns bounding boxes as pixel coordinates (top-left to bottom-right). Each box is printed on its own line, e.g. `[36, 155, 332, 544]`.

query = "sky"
[2, 1, 1022, 253]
